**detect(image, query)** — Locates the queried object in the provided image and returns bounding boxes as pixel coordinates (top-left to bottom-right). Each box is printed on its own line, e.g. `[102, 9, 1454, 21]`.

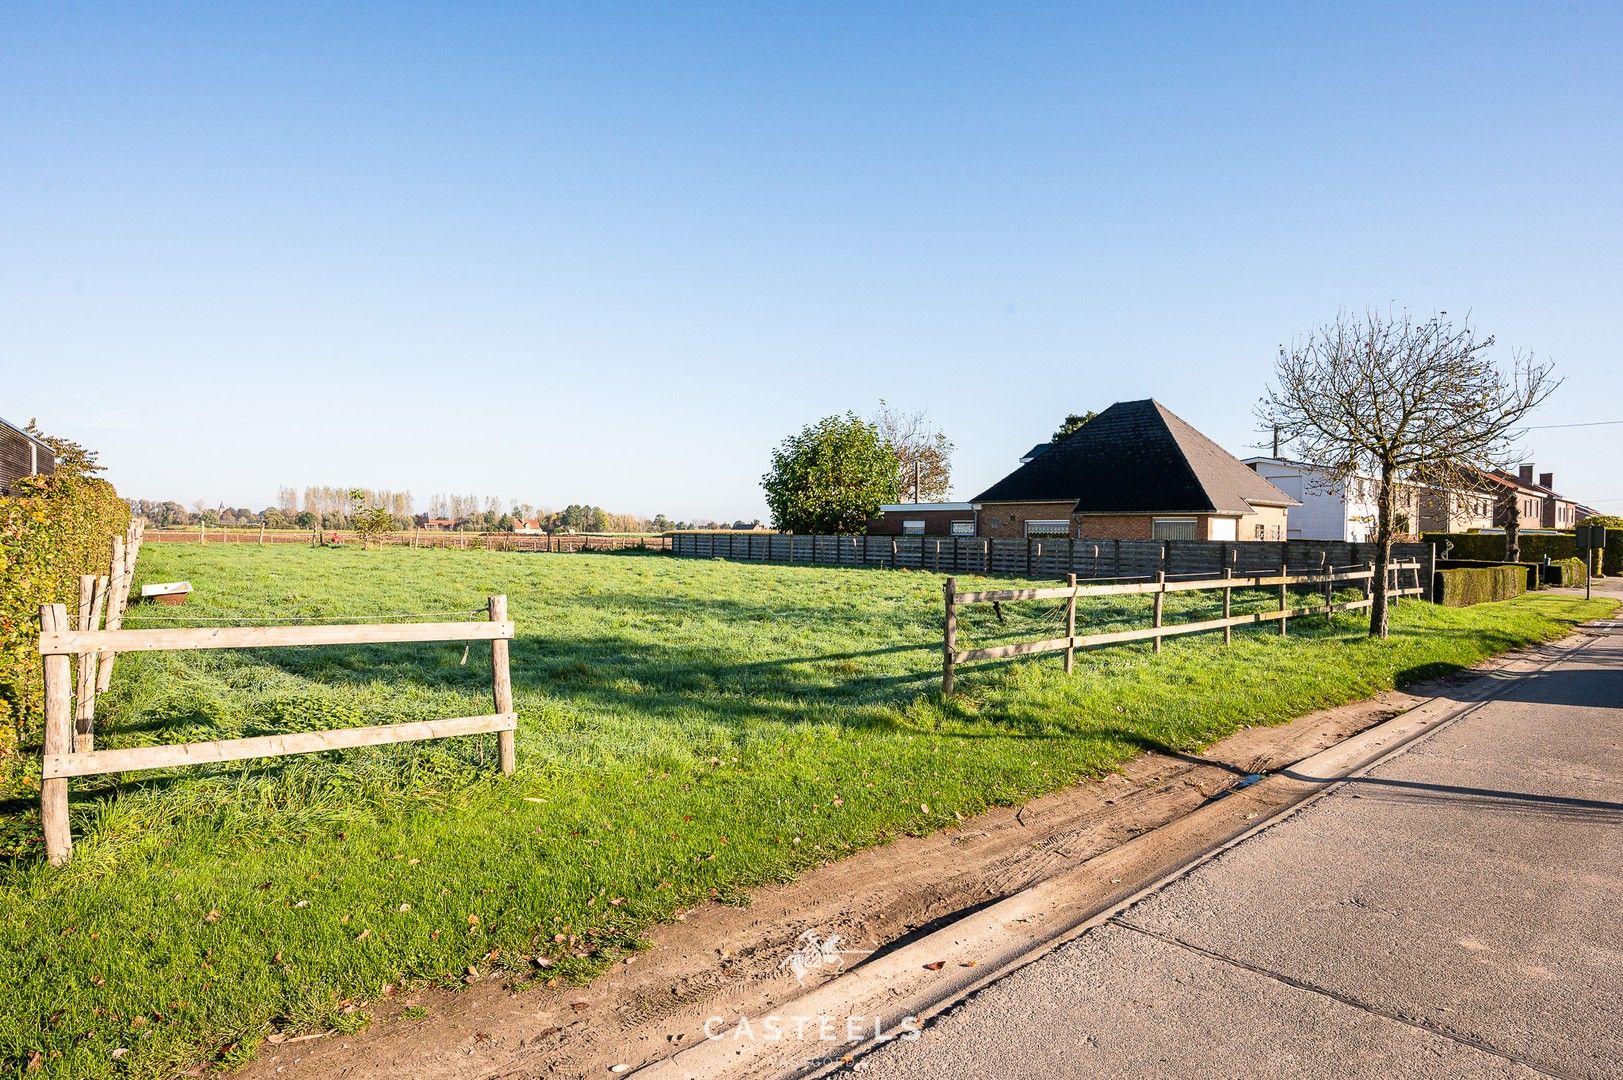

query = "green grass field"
[0, 545, 1612, 1078]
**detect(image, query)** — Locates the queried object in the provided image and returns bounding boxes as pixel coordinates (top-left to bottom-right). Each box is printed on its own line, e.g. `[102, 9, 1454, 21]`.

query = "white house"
[1243, 457, 1380, 542]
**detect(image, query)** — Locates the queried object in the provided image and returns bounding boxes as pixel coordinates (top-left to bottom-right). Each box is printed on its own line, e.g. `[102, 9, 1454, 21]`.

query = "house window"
[1152, 517, 1198, 541]
[950, 520, 975, 536]
[1255, 524, 1267, 540]
[901, 520, 926, 536]
[1024, 519, 1070, 537]
[1208, 517, 1237, 542]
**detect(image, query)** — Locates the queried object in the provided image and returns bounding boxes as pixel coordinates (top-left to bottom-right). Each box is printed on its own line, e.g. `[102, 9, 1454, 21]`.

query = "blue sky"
[4, 2, 1620, 519]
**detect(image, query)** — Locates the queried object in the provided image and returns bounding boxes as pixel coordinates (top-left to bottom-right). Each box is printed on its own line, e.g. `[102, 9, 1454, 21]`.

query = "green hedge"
[1423, 531, 1619, 577]
[1545, 557, 1589, 588]
[1437, 559, 1540, 591]
[0, 473, 129, 759]
[1434, 564, 1529, 608]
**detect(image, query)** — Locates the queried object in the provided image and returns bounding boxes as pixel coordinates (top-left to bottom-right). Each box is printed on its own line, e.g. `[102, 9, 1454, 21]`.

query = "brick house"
[866, 503, 977, 537]
[971, 400, 1298, 541]
[1485, 465, 1580, 530]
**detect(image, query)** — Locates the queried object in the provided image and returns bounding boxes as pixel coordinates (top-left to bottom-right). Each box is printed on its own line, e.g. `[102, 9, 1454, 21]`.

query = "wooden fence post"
[942, 577, 957, 695]
[74, 576, 108, 751]
[1152, 570, 1166, 654]
[96, 531, 136, 694]
[1222, 566, 1234, 645]
[259, 523, 266, 545]
[41, 604, 73, 866]
[95, 537, 126, 694]
[1278, 560, 1289, 637]
[890, 538, 898, 569]
[1064, 573, 1077, 674]
[1322, 551, 1333, 624]
[984, 538, 992, 574]
[488, 595, 515, 777]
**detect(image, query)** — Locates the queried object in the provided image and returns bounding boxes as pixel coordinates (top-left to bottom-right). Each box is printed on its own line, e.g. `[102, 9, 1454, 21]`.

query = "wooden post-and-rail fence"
[942, 560, 1425, 692]
[37, 595, 518, 867]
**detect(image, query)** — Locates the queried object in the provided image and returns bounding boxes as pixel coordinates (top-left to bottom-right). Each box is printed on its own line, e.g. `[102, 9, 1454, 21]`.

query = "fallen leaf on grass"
[293, 900, 310, 909]
[203, 910, 222, 923]
[355, 929, 371, 942]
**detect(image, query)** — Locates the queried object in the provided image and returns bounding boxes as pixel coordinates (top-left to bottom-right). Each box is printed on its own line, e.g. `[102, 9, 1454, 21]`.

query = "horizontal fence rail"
[37, 594, 519, 867]
[43, 713, 517, 780]
[672, 532, 1436, 593]
[942, 562, 1425, 692]
[39, 619, 514, 656]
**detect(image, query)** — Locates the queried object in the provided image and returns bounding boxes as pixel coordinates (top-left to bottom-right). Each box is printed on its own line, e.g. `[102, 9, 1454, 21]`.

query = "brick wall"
[976, 502, 1078, 538]
[1073, 514, 1155, 540]
[866, 509, 975, 536]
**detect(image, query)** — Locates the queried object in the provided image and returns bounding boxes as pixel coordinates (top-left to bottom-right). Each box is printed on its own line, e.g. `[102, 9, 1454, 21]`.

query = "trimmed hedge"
[1423, 531, 1619, 577]
[1545, 557, 1589, 588]
[1434, 564, 1528, 608]
[0, 472, 129, 759]
[1437, 559, 1540, 591]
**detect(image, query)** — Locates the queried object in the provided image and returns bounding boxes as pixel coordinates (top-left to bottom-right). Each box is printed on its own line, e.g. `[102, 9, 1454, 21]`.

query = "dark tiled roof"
[973, 399, 1297, 514]
[1020, 443, 1052, 463]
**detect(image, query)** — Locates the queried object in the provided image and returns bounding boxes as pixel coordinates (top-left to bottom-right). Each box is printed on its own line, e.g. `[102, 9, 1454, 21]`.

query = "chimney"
[1518, 464, 1534, 485]
[1539, 472, 1554, 490]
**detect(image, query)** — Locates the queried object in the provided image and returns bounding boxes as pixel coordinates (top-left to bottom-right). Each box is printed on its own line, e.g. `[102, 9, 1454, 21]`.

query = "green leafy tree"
[761, 413, 900, 533]
[348, 489, 394, 549]
[1051, 411, 1097, 443]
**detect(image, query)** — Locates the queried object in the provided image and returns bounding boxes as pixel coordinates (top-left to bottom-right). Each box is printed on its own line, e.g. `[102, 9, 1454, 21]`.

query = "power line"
[1527, 419, 1623, 430]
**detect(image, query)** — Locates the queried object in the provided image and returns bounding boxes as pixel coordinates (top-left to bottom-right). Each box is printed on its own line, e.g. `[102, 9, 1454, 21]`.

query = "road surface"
[854, 624, 1623, 1079]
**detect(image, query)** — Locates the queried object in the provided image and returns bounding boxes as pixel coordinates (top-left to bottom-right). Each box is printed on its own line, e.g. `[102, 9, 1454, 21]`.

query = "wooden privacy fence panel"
[941, 561, 1426, 693]
[672, 533, 1437, 594]
[36, 595, 518, 867]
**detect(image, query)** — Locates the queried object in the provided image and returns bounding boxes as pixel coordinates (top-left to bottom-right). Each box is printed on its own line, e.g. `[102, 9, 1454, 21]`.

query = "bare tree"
[873, 400, 954, 502]
[1259, 310, 1557, 638]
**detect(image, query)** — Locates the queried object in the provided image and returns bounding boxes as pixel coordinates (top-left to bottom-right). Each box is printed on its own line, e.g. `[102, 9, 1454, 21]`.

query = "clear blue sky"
[5, 2, 1621, 520]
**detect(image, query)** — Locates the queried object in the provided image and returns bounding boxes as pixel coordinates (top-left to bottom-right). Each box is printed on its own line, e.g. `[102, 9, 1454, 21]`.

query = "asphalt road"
[854, 624, 1623, 1080]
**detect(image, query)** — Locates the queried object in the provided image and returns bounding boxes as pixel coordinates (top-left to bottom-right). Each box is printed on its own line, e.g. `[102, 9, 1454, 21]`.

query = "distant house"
[0, 416, 56, 494]
[1477, 465, 1580, 531]
[421, 517, 459, 530]
[972, 400, 1298, 541]
[513, 517, 546, 534]
[1244, 457, 1425, 542]
[866, 503, 978, 537]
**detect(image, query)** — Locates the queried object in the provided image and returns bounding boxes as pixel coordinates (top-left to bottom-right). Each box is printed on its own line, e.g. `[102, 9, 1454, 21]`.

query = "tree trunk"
[1369, 462, 1397, 639]
[1505, 517, 1521, 564]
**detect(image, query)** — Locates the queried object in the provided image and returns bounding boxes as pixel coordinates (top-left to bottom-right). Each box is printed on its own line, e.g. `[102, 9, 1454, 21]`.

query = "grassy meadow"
[0, 544, 1612, 1077]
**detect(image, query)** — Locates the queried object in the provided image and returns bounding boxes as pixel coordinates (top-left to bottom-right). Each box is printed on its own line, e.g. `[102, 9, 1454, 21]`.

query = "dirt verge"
[237, 656, 1525, 1080]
